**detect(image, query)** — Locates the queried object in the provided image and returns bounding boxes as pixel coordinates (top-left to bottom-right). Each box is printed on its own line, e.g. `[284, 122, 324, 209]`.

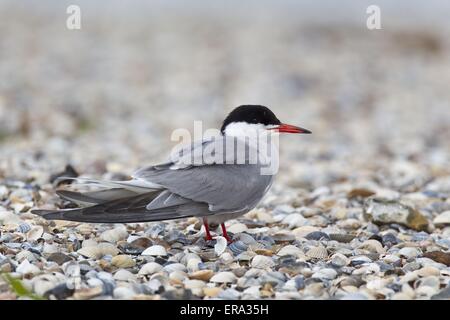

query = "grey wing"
[33, 136, 272, 223]
[33, 191, 209, 223]
[134, 136, 274, 213]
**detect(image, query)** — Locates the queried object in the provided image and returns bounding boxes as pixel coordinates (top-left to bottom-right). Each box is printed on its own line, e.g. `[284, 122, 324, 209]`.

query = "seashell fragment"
[306, 246, 328, 259]
[141, 245, 167, 256]
[77, 242, 119, 259]
[358, 239, 385, 254]
[329, 233, 355, 243]
[189, 270, 214, 281]
[251, 255, 275, 269]
[113, 269, 136, 282]
[312, 268, 337, 280]
[210, 271, 237, 284]
[227, 223, 248, 234]
[16, 259, 41, 275]
[331, 253, 349, 267]
[138, 262, 163, 275]
[277, 245, 303, 257]
[228, 240, 248, 255]
[100, 226, 128, 243]
[26, 225, 44, 242]
[433, 211, 450, 227]
[398, 247, 421, 259]
[214, 236, 227, 256]
[281, 213, 308, 228]
[111, 255, 136, 268]
[184, 279, 206, 290]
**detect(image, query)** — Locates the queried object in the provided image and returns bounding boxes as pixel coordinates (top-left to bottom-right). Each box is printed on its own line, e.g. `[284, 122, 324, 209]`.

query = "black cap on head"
[221, 105, 281, 133]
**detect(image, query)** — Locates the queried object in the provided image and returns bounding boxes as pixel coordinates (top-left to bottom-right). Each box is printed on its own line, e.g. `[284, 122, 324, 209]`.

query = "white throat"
[223, 122, 280, 170]
[224, 122, 269, 137]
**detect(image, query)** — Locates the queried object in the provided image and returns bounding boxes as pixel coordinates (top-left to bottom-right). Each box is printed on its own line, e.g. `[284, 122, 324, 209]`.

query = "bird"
[32, 105, 311, 243]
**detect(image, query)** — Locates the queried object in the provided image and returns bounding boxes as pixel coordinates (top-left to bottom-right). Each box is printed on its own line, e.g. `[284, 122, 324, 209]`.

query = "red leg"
[221, 223, 232, 243]
[203, 218, 213, 241]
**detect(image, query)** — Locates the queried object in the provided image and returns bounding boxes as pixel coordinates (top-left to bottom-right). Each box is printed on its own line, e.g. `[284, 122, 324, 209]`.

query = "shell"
[306, 246, 328, 259]
[220, 252, 234, 264]
[113, 269, 136, 282]
[398, 247, 421, 259]
[210, 271, 237, 284]
[184, 279, 206, 291]
[433, 211, 450, 226]
[169, 270, 188, 283]
[417, 266, 440, 277]
[16, 259, 41, 275]
[358, 239, 385, 254]
[236, 251, 256, 261]
[163, 263, 187, 273]
[95, 242, 119, 257]
[251, 255, 275, 269]
[26, 225, 44, 242]
[282, 213, 308, 228]
[234, 233, 257, 245]
[17, 222, 31, 233]
[272, 232, 295, 243]
[189, 269, 214, 281]
[77, 243, 119, 259]
[277, 245, 303, 257]
[203, 287, 222, 297]
[43, 243, 59, 254]
[130, 237, 153, 249]
[228, 241, 249, 255]
[138, 262, 163, 275]
[227, 223, 248, 234]
[100, 226, 128, 243]
[214, 236, 228, 256]
[16, 250, 36, 262]
[180, 253, 201, 265]
[331, 253, 349, 267]
[111, 255, 136, 268]
[73, 286, 103, 300]
[82, 239, 98, 248]
[329, 233, 355, 243]
[311, 268, 337, 280]
[113, 287, 136, 299]
[141, 245, 167, 256]
[186, 258, 201, 272]
[292, 226, 320, 238]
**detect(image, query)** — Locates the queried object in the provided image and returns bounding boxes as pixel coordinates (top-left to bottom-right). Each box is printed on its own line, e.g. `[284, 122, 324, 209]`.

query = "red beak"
[272, 123, 312, 134]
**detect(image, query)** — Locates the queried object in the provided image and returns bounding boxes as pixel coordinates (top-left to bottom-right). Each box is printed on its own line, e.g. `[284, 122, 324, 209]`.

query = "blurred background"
[0, 0, 449, 191]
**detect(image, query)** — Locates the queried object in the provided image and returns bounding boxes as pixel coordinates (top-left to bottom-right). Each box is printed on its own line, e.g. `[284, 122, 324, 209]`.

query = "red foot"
[203, 218, 213, 241]
[221, 223, 233, 243]
[202, 219, 233, 243]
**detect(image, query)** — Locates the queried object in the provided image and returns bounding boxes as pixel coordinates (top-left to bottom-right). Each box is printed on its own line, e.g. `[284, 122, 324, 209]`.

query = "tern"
[33, 105, 311, 242]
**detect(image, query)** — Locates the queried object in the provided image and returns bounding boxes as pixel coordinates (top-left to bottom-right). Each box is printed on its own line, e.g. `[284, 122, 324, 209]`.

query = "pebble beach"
[1, 1, 450, 300]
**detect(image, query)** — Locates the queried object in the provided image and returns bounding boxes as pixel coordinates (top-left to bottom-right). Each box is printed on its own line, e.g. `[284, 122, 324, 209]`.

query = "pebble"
[47, 252, 73, 265]
[364, 198, 429, 231]
[331, 253, 349, 267]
